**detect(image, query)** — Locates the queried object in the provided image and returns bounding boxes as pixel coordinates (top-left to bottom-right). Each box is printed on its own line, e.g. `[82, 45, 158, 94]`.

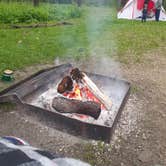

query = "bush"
[47, 4, 81, 21]
[164, 0, 166, 9]
[0, 2, 82, 24]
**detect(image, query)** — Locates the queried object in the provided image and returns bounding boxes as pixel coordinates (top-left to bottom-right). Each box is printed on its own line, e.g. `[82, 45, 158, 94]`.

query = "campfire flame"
[63, 83, 105, 110]
[63, 84, 82, 100]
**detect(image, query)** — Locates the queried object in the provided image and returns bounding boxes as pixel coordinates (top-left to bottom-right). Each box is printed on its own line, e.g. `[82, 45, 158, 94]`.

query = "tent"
[118, 0, 166, 21]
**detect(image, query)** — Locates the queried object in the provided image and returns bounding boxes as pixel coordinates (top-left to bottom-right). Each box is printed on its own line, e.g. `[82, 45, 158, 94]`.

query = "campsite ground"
[0, 6, 166, 166]
[0, 47, 166, 166]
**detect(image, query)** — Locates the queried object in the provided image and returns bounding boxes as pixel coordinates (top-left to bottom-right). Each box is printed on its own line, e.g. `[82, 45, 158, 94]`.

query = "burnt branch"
[70, 68, 112, 110]
[57, 76, 73, 94]
[52, 97, 101, 119]
[70, 68, 84, 82]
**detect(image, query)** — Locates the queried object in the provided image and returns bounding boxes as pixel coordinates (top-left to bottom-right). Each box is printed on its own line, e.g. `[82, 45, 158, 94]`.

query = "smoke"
[54, 3, 129, 114]
[54, 4, 122, 79]
[29, 3, 131, 137]
[39, 5, 128, 126]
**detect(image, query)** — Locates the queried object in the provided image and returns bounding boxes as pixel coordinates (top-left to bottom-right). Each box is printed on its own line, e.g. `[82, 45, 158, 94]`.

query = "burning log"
[71, 68, 112, 111]
[52, 97, 101, 119]
[57, 76, 73, 94]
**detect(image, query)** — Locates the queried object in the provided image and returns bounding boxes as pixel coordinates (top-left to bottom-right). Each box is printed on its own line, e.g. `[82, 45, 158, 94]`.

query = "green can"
[1, 70, 14, 82]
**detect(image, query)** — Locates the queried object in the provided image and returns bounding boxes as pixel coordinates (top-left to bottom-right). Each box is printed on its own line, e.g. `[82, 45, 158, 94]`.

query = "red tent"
[137, 0, 144, 10]
[118, 0, 166, 20]
[147, 0, 155, 12]
[147, 0, 156, 16]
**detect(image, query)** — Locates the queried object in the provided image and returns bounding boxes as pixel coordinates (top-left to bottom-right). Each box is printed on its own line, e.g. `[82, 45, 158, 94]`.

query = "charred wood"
[57, 76, 73, 94]
[70, 68, 112, 110]
[52, 97, 101, 119]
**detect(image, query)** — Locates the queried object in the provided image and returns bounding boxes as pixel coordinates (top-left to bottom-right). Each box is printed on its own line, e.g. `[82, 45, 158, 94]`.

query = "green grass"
[111, 20, 166, 62]
[0, 2, 81, 24]
[0, 102, 16, 112]
[0, 6, 166, 74]
[80, 142, 112, 165]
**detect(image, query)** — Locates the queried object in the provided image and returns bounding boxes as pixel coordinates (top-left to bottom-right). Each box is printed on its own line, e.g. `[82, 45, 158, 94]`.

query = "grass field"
[0, 6, 166, 73]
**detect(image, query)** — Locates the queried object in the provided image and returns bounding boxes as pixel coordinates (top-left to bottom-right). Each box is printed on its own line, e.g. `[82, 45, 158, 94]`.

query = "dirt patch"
[0, 63, 54, 91]
[106, 48, 166, 166]
[0, 48, 166, 166]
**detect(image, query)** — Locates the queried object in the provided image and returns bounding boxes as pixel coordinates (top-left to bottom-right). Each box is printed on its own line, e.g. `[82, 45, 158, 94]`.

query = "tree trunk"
[33, 0, 39, 7]
[75, 0, 81, 7]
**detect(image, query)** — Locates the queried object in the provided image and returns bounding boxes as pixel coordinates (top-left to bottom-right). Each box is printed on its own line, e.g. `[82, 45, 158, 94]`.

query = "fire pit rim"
[0, 63, 131, 142]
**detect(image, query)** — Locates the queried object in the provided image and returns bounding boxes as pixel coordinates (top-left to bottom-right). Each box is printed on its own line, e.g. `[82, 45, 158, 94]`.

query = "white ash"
[31, 83, 118, 127]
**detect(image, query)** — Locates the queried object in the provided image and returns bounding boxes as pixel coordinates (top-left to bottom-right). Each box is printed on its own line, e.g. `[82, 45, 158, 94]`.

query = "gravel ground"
[0, 48, 166, 166]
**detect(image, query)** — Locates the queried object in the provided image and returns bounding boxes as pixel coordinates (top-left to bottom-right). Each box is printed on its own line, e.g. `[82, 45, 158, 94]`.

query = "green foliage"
[81, 142, 112, 165]
[0, 7, 165, 73]
[164, 0, 166, 9]
[47, 4, 81, 20]
[83, 0, 117, 7]
[0, 102, 16, 111]
[131, 85, 140, 94]
[0, 2, 82, 24]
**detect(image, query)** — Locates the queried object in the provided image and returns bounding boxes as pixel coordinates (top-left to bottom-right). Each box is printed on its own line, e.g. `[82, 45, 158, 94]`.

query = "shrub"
[0, 2, 82, 24]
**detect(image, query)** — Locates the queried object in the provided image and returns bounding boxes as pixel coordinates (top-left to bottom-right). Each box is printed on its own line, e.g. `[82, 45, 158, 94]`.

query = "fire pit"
[0, 64, 130, 142]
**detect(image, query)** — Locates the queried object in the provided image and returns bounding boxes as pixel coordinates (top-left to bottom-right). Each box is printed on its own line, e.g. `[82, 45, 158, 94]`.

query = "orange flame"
[62, 83, 106, 119]
[63, 83, 105, 110]
[63, 84, 82, 100]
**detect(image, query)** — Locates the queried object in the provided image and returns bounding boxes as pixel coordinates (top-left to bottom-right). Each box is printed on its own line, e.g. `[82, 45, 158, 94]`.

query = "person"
[0, 136, 91, 166]
[142, 3, 148, 22]
[155, 0, 163, 21]
[147, 0, 155, 18]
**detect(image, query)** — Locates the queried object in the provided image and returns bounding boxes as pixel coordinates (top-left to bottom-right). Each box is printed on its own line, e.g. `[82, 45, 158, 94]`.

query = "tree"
[77, 0, 82, 6]
[164, 0, 166, 9]
[33, 0, 39, 6]
[73, 0, 81, 7]
[119, 0, 128, 7]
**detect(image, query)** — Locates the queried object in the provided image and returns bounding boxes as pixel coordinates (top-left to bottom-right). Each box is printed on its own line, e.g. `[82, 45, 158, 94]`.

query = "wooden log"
[81, 73, 112, 110]
[57, 76, 73, 94]
[71, 68, 112, 111]
[11, 22, 73, 29]
[52, 97, 101, 119]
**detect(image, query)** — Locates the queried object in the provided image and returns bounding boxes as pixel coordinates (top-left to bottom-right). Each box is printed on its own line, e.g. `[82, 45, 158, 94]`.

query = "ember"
[63, 84, 82, 100]
[71, 68, 112, 110]
[64, 84, 104, 109]
[53, 68, 112, 119]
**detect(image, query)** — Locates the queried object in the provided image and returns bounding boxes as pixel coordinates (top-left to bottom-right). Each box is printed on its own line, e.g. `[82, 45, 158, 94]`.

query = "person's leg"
[142, 13, 146, 22]
[155, 10, 157, 21]
[156, 9, 160, 21]
[157, 9, 161, 21]
[142, 15, 144, 22]
[144, 13, 147, 22]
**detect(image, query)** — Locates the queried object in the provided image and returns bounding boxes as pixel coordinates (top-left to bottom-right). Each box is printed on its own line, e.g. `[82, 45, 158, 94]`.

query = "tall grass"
[0, 2, 82, 24]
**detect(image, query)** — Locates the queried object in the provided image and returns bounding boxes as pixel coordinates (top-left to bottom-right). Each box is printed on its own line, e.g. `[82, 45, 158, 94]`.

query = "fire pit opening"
[0, 64, 130, 142]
